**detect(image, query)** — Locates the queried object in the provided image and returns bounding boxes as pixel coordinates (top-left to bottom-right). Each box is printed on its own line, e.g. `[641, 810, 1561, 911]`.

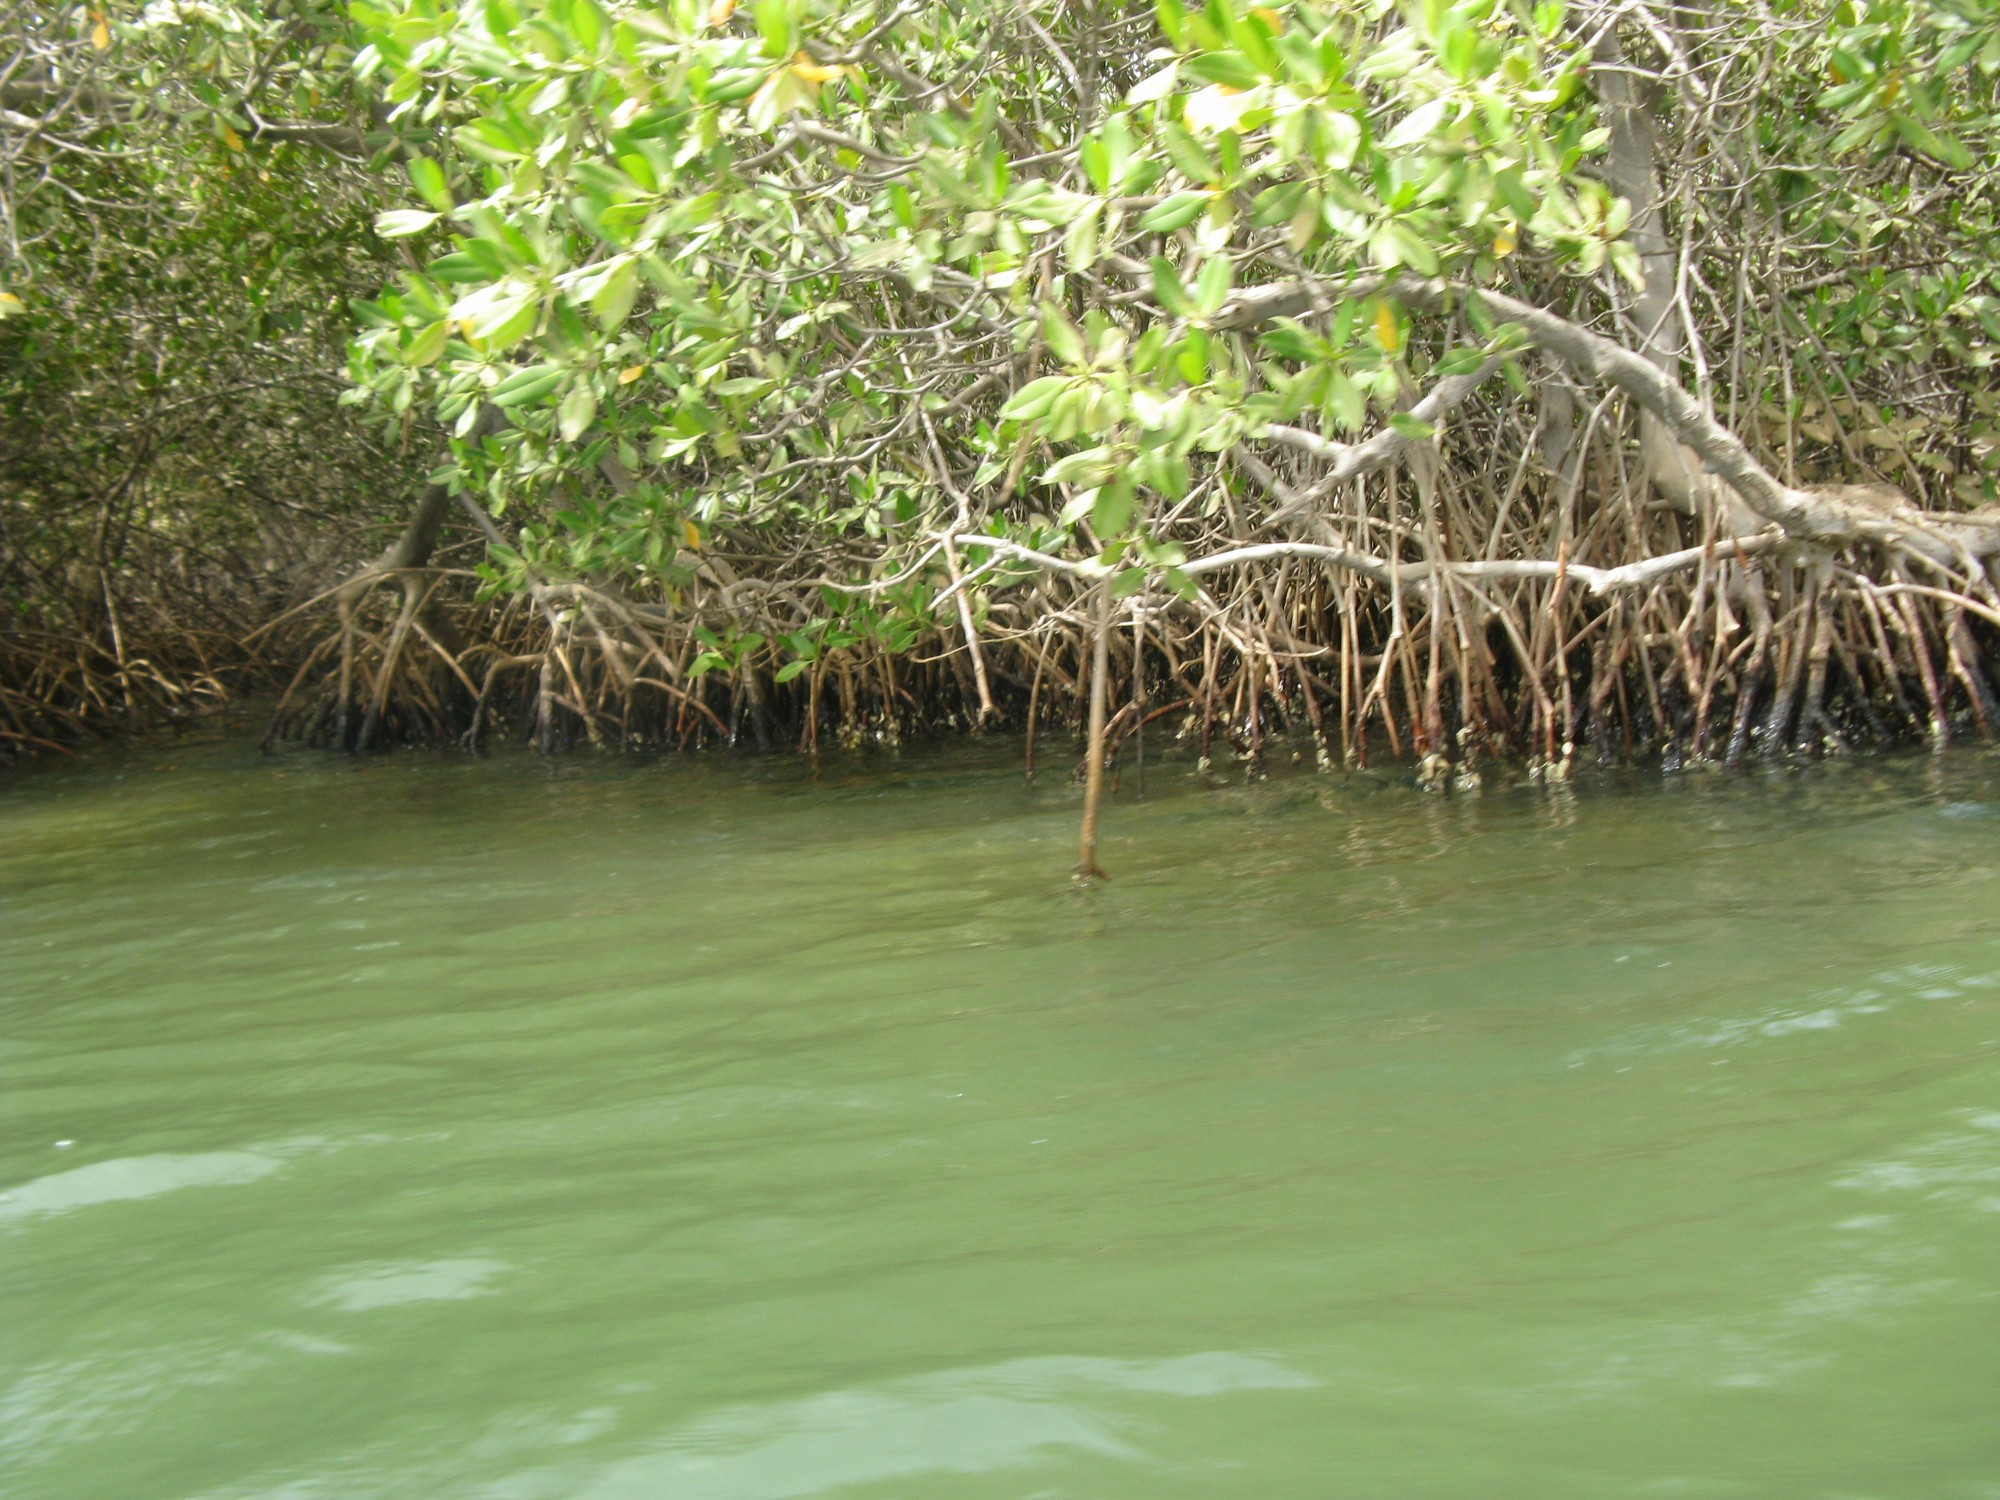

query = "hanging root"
[14, 516, 1993, 783]
[1, 595, 234, 760]
[246, 515, 1997, 783]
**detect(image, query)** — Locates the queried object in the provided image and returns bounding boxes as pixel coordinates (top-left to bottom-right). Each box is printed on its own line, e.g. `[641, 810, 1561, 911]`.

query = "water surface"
[4, 734, 1999, 1498]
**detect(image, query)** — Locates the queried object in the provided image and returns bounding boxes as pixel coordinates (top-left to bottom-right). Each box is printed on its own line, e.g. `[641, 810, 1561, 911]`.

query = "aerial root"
[236, 527, 1997, 787]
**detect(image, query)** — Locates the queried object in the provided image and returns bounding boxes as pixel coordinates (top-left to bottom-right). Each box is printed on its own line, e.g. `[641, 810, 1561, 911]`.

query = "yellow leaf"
[704, 0, 736, 25]
[791, 51, 847, 84]
[221, 125, 244, 152]
[1492, 224, 1517, 257]
[1182, 83, 1252, 135]
[1373, 301, 1399, 354]
[618, 364, 646, 385]
[681, 519, 701, 549]
[1250, 7, 1282, 30]
[91, 17, 110, 49]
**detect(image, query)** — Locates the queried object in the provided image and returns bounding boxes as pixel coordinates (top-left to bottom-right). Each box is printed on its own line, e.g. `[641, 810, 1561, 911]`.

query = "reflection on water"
[492, 1355, 1316, 1500]
[1567, 957, 2000, 1064]
[0, 1149, 283, 1221]
[3, 734, 1999, 1498]
[307, 1258, 513, 1313]
[1837, 1109, 2000, 1213]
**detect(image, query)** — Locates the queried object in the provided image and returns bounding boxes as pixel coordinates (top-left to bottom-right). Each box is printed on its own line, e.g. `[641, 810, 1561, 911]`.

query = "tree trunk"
[1076, 580, 1112, 882]
[1591, 28, 1726, 522]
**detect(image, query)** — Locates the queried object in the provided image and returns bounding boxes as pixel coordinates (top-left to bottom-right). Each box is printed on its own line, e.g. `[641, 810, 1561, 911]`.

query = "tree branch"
[1219, 271, 2000, 562]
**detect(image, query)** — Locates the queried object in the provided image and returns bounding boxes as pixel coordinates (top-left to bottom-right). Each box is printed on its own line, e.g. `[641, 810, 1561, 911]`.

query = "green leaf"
[1326, 372, 1366, 432]
[402, 321, 450, 367]
[1059, 487, 1099, 525]
[1893, 114, 1973, 170]
[1001, 375, 1070, 421]
[1184, 51, 1262, 90]
[490, 363, 565, 406]
[1091, 481, 1135, 535]
[1385, 98, 1449, 149]
[1320, 113, 1362, 171]
[754, 0, 795, 54]
[591, 259, 639, 329]
[1194, 255, 1233, 317]
[429, 253, 496, 284]
[558, 384, 598, 442]
[1042, 308, 1087, 365]
[1063, 200, 1102, 270]
[1251, 179, 1309, 228]
[1607, 240, 1644, 292]
[408, 157, 453, 213]
[1140, 191, 1210, 233]
[1042, 445, 1116, 486]
[1161, 122, 1217, 183]
[471, 291, 540, 349]
[665, 192, 724, 233]
[375, 209, 441, 238]
[1151, 256, 1197, 318]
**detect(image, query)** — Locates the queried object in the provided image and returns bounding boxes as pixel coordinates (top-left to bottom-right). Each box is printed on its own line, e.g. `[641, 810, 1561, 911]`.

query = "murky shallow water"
[3, 732, 1998, 1498]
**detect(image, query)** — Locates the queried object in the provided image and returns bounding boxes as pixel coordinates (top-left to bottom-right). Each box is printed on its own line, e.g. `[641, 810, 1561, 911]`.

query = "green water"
[4, 734, 1999, 1500]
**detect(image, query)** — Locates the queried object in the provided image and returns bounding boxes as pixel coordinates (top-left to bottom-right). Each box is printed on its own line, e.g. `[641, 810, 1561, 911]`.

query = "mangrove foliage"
[7, 0, 2000, 859]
